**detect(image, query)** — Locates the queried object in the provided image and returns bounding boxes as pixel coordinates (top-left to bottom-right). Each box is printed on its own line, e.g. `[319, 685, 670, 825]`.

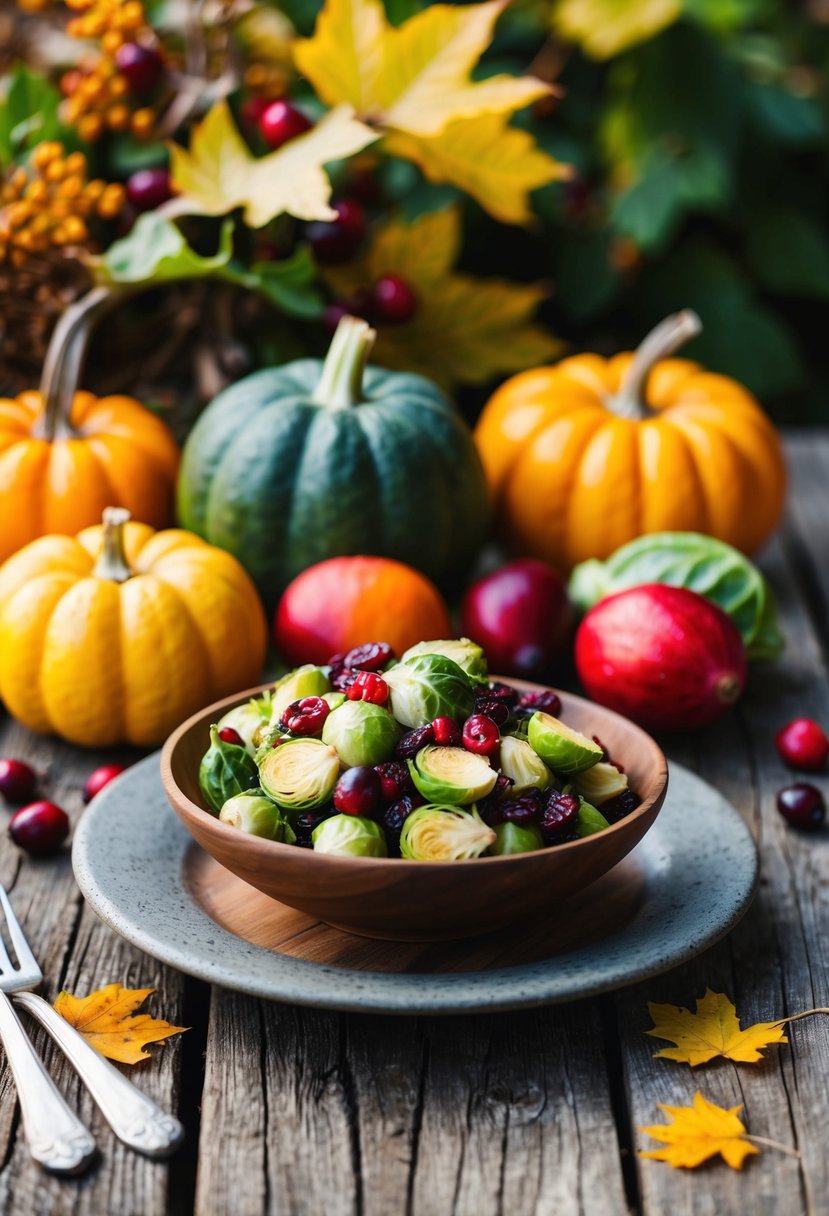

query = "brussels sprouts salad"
[198, 639, 640, 861]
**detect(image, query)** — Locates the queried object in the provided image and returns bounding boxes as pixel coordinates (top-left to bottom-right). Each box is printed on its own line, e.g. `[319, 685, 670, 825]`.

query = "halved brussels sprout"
[400, 805, 496, 861]
[258, 738, 340, 810]
[407, 746, 497, 805]
[270, 665, 331, 723]
[400, 638, 488, 682]
[570, 762, 629, 805]
[199, 724, 259, 813]
[312, 814, 388, 857]
[576, 799, 610, 837]
[499, 736, 552, 793]
[219, 790, 296, 842]
[321, 700, 399, 767]
[383, 654, 476, 728]
[218, 696, 272, 755]
[527, 713, 603, 774]
[490, 821, 544, 855]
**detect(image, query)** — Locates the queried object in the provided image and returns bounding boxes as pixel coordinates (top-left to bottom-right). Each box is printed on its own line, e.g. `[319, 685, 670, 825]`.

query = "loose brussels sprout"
[321, 700, 400, 767]
[528, 713, 603, 774]
[258, 738, 340, 811]
[490, 821, 544, 855]
[270, 665, 331, 723]
[400, 804, 496, 861]
[576, 799, 610, 837]
[218, 696, 272, 755]
[219, 790, 296, 842]
[400, 638, 488, 682]
[499, 736, 552, 793]
[407, 746, 497, 805]
[570, 762, 629, 805]
[312, 814, 388, 857]
[383, 654, 476, 728]
[322, 691, 346, 711]
[199, 724, 259, 813]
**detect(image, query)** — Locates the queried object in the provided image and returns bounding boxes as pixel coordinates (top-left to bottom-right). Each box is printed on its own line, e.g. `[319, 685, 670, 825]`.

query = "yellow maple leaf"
[324, 207, 560, 388]
[552, 0, 681, 60]
[294, 0, 565, 222]
[54, 983, 187, 1066]
[646, 989, 789, 1066]
[169, 100, 378, 228]
[639, 1092, 761, 1171]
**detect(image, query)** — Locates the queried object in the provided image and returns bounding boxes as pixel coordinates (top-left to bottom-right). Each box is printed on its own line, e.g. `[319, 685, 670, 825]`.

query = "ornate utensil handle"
[14, 992, 184, 1158]
[0, 990, 96, 1173]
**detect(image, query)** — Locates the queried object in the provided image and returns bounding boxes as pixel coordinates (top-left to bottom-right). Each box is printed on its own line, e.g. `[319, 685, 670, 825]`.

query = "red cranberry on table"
[371, 275, 417, 324]
[775, 719, 829, 771]
[126, 167, 172, 212]
[82, 764, 127, 803]
[776, 783, 826, 831]
[346, 671, 389, 705]
[462, 714, 500, 756]
[333, 766, 382, 817]
[259, 100, 313, 149]
[280, 696, 330, 735]
[0, 760, 37, 805]
[432, 717, 462, 746]
[218, 727, 245, 747]
[306, 199, 366, 264]
[115, 43, 164, 96]
[9, 802, 69, 855]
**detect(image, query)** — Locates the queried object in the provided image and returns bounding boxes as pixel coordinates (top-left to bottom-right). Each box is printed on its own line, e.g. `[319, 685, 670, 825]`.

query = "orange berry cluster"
[60, 0, 159, 141]
[243, 62, 289, 102]
[0, 144, 124, 267]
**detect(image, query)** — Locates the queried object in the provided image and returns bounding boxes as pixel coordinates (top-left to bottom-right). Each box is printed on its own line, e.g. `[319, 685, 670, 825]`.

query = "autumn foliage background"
[2, 0, 829, 425]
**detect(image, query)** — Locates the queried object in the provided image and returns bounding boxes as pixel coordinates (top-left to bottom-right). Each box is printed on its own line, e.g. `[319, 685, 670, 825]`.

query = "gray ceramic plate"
[72, 755, 758, 1014]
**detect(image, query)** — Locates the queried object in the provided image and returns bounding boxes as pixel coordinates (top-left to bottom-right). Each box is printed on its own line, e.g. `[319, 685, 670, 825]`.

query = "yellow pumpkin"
[0, 508, 268, 747]
[474, 311, 787, 569]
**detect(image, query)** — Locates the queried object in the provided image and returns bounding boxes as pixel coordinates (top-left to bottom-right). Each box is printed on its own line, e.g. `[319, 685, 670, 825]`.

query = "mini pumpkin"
[474, 311, 786, 569]
[0, 508, 267, 747]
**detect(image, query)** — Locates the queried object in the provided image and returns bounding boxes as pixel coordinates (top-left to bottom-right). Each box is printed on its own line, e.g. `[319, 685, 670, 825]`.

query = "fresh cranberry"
[280, 696, 330, 735]
[502, 793, 542, 827]
[432, 717, 462, 746]
[334, 766, 382, 817]
[115, 43, 164, 96]
[462, 714, 500, 756]
[9, 801, 69, 855]
[346, 671, 389, 705]
[396, 724, 436, 759]
[518, 690, 562, 716]
[82, 764, 127, 803]
[485, 682, 519, 706]
[126, 167, 171, 212]
[775, 719, 829, 771]
[343, 642, 394, 671]
[375, 761, 412, 802]
[0, 760, 37, 805]
[776, 783, 826, 831]
[540, 791, 579, 840]
[218, 726, 245, 747]
[331, 667, 359, 692]
[602, 789, 639, 823]
[306, 199, 365, 263]
[259, 100, 312, 148]
[473, 698, 510, 726]
[372, 275, 417, 324]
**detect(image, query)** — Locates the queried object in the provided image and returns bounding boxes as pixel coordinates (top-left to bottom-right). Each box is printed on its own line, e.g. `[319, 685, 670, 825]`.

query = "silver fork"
[0, 885, 184, 1163]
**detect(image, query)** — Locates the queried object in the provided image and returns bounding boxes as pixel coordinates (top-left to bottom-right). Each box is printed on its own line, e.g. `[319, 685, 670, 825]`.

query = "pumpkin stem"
[312, 315, 376, 410]
[94, 507, 134, 583]
[608, 310, 702, 420]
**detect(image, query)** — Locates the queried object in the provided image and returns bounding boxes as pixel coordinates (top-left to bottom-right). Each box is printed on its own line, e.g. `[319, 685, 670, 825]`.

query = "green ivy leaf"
[227, 247, 325, 319]
[0, 68, 70, 165]
[99, 212, 235, 285]
[745, 208, 829, 300]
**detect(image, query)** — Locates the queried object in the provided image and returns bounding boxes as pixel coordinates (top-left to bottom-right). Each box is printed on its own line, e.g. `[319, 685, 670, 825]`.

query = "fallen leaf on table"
[54, 983, 187, 1065]
[646, 989, 789, 1066]
[169, 100, 378, 227]
[639, 1092, 760, 1170]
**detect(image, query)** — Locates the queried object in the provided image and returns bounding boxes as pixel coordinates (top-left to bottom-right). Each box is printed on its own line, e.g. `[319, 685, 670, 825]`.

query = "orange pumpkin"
[474, 311, 787, 569]
[0, 508, 267, 747]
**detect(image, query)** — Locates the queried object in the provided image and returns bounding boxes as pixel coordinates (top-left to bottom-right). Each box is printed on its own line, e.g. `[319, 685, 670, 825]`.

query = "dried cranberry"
[327, 651, 347, 671]
[462, 714, 500, 756]
[519, 690, 562, 716]
[342, 642, 394, 671]
[592, 736, 610, 762]
[540, 791, 579, 840]
[432, 717, 462, 746]
[484, 682, 519, 706]
[293, 806, 335, 847]
[375, 761, 412, 802]
[281, 696, 330, 735]
[477, 774, 515, 827]
[601, 789, 639, 823]
[383, 796, 417, 834]
[473, 698, 510, 726]
[502, 792, 542, 827]
[333, 766, 382, 817]
[396, 724, 435, 759]
[218, 726, 245, 747]
[346, 671, 389, 705]
[331, 667, 360, 692]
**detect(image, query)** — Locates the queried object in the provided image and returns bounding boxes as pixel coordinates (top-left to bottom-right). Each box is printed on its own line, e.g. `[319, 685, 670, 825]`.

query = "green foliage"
[0, 68, 72, 164]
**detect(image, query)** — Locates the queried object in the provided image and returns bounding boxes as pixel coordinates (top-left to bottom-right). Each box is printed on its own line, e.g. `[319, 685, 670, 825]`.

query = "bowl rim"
[160, 678, 669, 871]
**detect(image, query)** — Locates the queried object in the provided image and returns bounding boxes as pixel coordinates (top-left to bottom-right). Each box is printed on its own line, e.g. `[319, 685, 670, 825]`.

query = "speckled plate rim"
[72, 755, 758, 1015]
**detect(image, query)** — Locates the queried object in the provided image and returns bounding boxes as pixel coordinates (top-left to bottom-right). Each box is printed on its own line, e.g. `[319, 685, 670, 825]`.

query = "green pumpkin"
[177, 318, 490, 606]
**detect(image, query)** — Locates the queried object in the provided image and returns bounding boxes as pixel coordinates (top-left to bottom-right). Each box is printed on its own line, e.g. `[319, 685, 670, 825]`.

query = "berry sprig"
[0, 143, 124, 268]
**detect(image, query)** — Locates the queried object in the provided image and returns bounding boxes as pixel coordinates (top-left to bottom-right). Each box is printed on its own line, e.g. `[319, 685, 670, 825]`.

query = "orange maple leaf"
[646, 989, 789, 1066]
[54, 983, 187, 1066]
[639, 1092, 760, 1170]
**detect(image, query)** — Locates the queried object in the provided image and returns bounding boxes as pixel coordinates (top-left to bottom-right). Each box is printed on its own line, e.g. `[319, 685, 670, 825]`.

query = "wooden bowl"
[161, 681, 668, 942]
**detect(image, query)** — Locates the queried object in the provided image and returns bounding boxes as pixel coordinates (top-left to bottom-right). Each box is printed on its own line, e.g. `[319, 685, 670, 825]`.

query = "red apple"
[460, 559, 571, 677]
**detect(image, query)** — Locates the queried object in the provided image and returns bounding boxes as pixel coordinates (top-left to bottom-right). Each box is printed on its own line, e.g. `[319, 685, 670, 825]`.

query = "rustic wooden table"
[0, 432, 827, 1216]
